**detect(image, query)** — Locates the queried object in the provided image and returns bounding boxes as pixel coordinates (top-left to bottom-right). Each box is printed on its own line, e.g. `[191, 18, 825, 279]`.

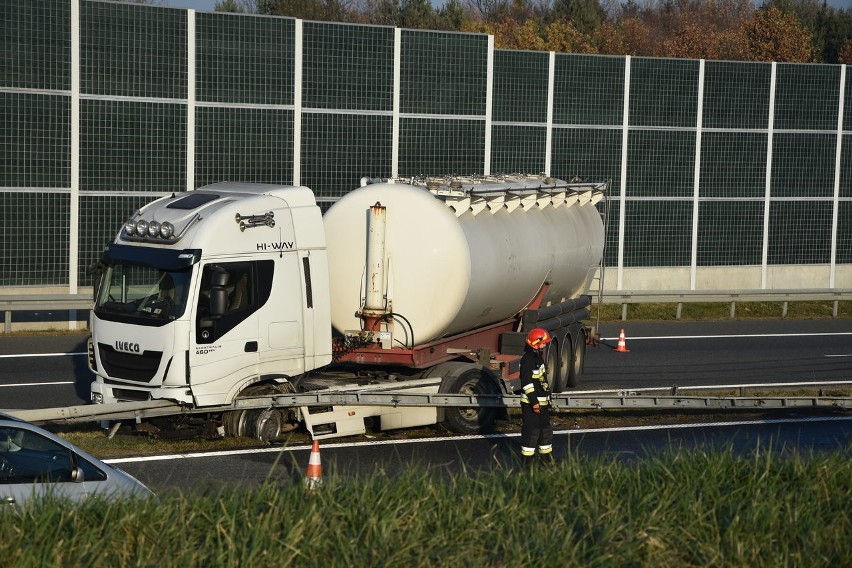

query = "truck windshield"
[95, 264, 192, 322]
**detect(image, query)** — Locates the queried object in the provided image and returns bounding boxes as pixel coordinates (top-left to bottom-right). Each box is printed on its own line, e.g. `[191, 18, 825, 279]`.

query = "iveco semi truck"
[87, 174, 607, 440]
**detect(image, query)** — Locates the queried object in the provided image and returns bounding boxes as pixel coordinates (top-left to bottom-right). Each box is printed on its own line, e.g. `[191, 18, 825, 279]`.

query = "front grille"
[98, 343, 162, 382]
[87, 338, 97, 373]
[112, 388, 152, 402]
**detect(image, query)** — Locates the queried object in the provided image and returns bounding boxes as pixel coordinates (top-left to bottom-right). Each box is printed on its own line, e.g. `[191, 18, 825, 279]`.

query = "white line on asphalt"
[570, 379, 852, 395]
[603, 332, 852, 341]
[0, 352, 86, 358]
[0, 381, 75, 388]
[103, 415, 852, 465]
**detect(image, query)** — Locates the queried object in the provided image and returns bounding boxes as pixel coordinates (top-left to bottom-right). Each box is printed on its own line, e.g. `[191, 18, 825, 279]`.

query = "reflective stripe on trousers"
[521, 445, 553, 457]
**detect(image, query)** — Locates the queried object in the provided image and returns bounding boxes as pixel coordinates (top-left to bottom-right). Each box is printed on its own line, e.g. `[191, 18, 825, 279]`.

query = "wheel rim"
[546, 342, 561, 392]
[227, 381, 296, 440]
[447, 367, 498, 431]
[567, 332, 586, 387]
[573, 340, 584, 376]
[555, 341, 570, 393]
[457, 377, 482, 420]
[252, 409, 283, 443]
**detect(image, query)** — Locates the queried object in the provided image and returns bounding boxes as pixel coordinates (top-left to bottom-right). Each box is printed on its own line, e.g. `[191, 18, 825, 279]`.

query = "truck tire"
[439, 363, 500, 435]
[549, 340, 567, 393]
[566, 331, 586, 388]
[225, 382, 298, 443]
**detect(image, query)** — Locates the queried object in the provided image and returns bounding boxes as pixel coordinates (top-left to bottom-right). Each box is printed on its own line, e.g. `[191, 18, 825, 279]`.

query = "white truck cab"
[89, 183, 333, 408]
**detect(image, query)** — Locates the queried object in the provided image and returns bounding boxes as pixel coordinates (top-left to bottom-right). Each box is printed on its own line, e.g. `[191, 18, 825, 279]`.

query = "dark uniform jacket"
[519, 348, 551, 407]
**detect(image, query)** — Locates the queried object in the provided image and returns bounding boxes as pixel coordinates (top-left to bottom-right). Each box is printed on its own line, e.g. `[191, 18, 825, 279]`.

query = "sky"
[159, 0, 850, 13]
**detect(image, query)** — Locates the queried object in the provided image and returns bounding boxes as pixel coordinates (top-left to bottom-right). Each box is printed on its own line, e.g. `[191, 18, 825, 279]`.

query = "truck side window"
[227, 270, 250, 312]
[196, 262, 265, 343]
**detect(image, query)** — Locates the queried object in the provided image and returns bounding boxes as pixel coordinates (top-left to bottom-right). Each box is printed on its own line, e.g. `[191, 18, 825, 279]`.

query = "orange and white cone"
[615, 329, 630, 353]
[304, 439, 323, 490]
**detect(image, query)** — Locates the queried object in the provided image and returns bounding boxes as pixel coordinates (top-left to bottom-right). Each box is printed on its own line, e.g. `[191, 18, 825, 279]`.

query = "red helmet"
[526, 328, 552, 349]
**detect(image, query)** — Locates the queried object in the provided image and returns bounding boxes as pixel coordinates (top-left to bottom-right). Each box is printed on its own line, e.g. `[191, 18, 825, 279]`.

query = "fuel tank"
[323, 175, 606, 346]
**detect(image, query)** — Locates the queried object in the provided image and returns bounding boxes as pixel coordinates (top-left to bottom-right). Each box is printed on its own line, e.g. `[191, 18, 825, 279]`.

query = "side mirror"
[70, 466, 85, 483]
[208, 266, 229, 318]
[210, 288, 228, 317]
[211, 267, 229, 287]
[87, 261, 104, 301]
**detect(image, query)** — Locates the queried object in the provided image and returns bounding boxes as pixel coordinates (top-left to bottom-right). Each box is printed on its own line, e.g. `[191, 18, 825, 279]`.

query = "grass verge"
[3, 446, 850, 566]
[593, 300, 852, 321]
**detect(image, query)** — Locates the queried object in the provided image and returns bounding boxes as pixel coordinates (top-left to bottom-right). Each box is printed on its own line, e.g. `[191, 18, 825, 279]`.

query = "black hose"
[387, 312, 414, 349]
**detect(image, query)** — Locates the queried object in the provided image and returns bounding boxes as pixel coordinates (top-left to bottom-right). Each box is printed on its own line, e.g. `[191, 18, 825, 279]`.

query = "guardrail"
[1, 289, 850, 333]
[0, 294, 93, 333]
[600, 289, 851, 320]
[8, 389, 852, 425]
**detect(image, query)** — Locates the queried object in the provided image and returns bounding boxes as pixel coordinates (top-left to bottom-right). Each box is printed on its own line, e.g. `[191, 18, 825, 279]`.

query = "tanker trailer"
[87, 173, 606, 439]
[322, 174, 607, 408]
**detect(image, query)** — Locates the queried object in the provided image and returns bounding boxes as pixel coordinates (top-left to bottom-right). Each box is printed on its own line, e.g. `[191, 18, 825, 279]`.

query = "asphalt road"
[1, 319, 851, 409]
[1, 320, 851, 495]
[110, 416, 852, 496]
[588, 319, 852, 389]
[0, 332, 92, 408]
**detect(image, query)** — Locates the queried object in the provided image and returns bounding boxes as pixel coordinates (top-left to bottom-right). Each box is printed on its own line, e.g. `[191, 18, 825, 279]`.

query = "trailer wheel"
[225, 382, 298, 443]
[566, 331, 586, 388]
[441, 364, 499, 435]
[549, 340, 568, 393]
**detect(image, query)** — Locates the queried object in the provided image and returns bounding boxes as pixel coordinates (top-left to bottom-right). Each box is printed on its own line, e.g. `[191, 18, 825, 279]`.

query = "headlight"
[123, 218, 175, 240]
[160, 221, 174, 239]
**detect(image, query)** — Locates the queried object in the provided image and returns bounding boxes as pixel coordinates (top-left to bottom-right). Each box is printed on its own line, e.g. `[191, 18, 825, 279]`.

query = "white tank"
[323, 175, 606, 346]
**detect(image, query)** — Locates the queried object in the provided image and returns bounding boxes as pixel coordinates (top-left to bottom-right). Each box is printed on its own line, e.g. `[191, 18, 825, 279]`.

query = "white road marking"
[0, 352, 86, 358]
[603, 332, 852, 341]
[104, 415, 852, 465]
[0, 381, 75, 388]
[570, 380, 852, 395]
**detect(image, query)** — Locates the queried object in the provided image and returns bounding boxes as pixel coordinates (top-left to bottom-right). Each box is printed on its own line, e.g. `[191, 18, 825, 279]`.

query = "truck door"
[257, 252, 305, 375]
[189, 261, 263, 401]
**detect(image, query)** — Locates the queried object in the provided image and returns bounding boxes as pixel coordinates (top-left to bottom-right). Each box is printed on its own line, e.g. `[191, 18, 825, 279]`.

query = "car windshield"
[95, 264, 192, 322]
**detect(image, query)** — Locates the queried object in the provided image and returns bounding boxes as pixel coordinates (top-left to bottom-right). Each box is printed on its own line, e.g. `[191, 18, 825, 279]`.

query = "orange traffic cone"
[304, 439, 323, 490]
[615, 329, 630, 353]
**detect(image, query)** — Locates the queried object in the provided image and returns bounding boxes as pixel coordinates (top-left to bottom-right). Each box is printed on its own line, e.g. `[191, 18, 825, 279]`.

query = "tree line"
[205, 0, 852, 64]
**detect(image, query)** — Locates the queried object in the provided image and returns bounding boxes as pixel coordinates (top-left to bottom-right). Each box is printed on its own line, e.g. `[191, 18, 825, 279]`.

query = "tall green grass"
[3, 446, 850, 567]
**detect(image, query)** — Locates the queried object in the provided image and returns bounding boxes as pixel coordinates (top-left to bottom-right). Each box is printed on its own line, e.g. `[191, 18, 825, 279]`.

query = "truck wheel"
[549, 340, 567, 393]
[442, 364, 499, 435]
[225, 382, 298, 443]
[566, 331, 586, 388]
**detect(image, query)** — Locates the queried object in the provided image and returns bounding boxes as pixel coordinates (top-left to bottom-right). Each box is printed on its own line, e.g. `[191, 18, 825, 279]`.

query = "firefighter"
[519, 327, 555, 466]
